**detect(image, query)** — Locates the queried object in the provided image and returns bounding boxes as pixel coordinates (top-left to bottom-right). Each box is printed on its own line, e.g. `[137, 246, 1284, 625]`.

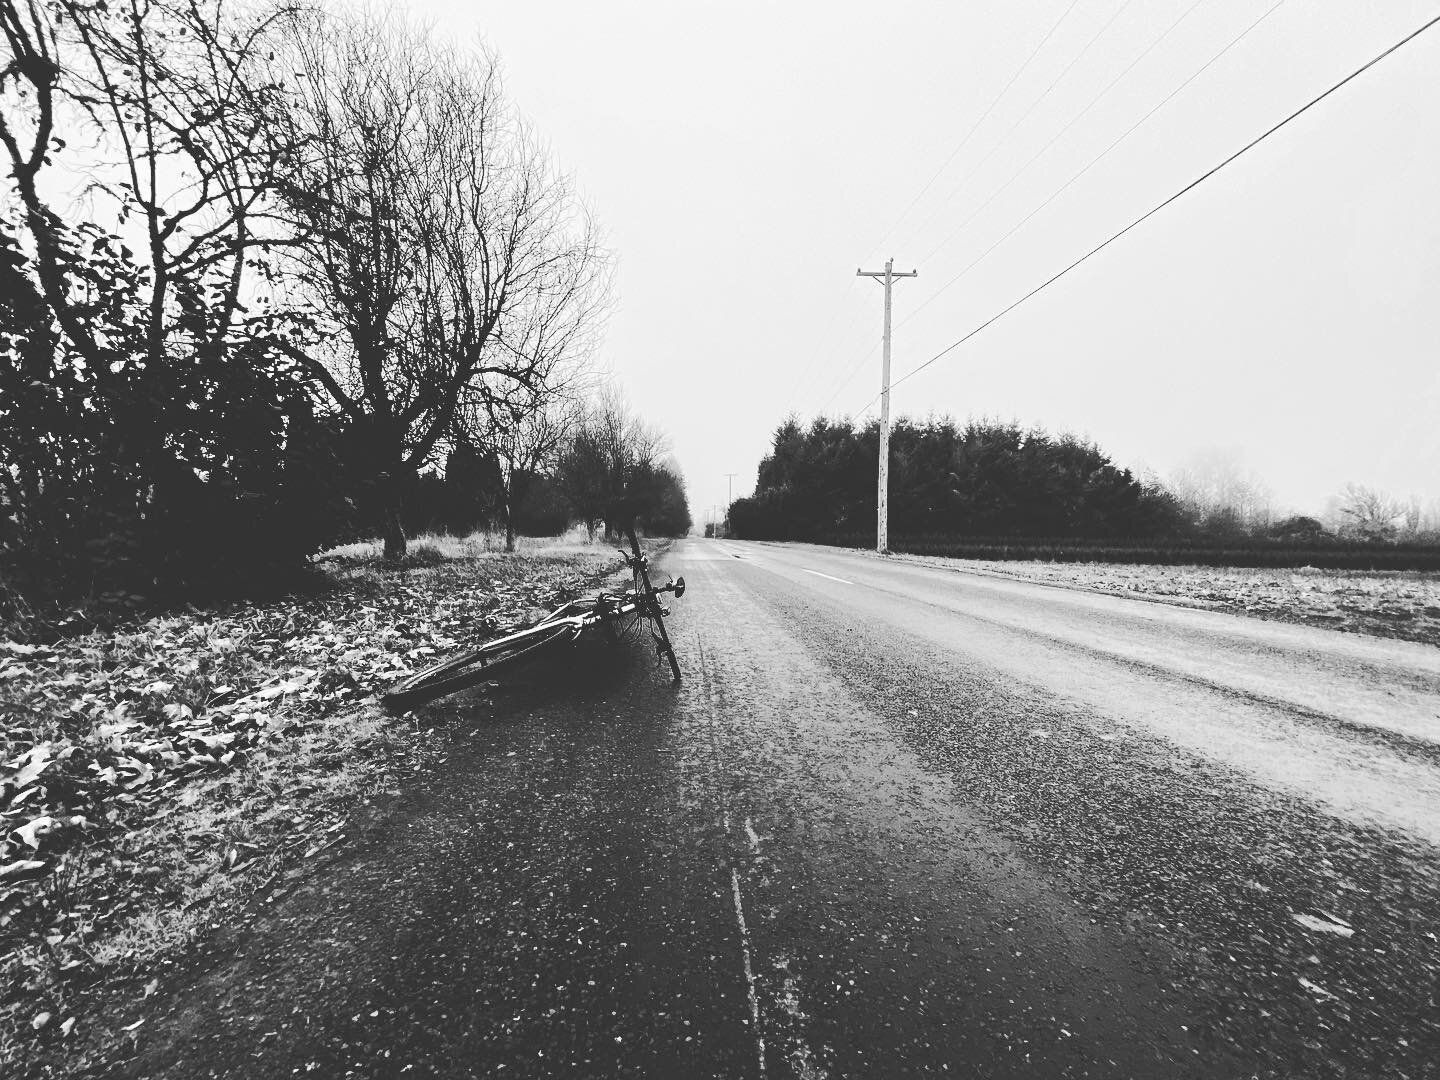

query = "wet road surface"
[122, 540, 1440, 1078]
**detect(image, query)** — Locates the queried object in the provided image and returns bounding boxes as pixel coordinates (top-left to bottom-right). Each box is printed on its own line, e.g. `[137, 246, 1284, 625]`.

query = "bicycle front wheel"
[381, 624, 576, 713]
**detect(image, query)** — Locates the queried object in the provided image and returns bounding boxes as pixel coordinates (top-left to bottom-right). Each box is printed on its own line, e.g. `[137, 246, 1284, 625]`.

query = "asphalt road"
[119, 540, 1440, 1078]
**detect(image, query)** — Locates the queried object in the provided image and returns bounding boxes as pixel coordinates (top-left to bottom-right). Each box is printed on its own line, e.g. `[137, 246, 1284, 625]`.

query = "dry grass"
[318, 527, 601, 564]
[920, 557, 1440, 646]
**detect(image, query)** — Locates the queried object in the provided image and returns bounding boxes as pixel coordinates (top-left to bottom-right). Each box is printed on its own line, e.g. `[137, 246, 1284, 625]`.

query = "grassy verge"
[800, 532, 1440, 572]
[0, 536, 623, 1070]
[897, 554, 1440, 646]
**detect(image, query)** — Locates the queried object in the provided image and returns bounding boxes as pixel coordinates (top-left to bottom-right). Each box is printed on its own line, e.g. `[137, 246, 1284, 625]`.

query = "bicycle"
[380, 527, 685, 713]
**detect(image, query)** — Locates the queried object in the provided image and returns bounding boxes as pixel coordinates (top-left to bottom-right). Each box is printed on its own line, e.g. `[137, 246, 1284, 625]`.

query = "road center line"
[731, 867, 768, 1077]
[798, 567, 854, 585]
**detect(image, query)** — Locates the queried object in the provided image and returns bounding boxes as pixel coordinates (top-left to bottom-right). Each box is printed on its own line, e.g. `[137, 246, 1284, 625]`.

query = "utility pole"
[857, 257, 917, 554]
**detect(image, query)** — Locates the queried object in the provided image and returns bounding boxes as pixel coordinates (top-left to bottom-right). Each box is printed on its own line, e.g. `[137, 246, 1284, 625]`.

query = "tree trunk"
[504, 494, 516, 553]
[383, 504, 407, 560]
[381, 467, 407, 559]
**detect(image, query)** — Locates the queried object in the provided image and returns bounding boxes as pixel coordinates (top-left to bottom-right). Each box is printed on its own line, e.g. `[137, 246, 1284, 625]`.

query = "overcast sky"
[421, 0, 1439, 525]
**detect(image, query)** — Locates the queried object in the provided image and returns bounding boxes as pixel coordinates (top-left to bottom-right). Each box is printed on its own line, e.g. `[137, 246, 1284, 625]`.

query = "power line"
[860, 0, 1082, 266]
[782, 277, 868, 413]
[902, 0, 1287, 332]
[816, 338, 881, 416]
[860, 10, 1440, 410]
[913, 0, 1208, 268]
[795, 0, 1156, 418]
[900, 0, 1139, 263]
[798, 0, 1086, 419]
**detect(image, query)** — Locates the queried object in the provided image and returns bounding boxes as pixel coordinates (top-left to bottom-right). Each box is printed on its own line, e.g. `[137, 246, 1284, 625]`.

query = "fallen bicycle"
[381, 528, 685, 712]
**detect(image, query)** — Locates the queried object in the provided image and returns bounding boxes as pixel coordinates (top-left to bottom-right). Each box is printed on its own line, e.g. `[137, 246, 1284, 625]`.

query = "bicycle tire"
[381, 623, 576, 713]
[625, 526, 682, 683]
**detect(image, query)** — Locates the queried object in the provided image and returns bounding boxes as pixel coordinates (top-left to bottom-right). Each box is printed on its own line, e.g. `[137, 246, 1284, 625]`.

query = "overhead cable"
[863, 10, 1440, 410]
[902, 0, 1139, 262]
[860, 0, 1083, 266]
[903, 0, 1288, 331]
[913, 0, 1209, 268]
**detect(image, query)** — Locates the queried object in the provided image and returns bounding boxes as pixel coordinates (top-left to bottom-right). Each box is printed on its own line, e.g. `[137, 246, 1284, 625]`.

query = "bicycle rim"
[625, 528, 681, 682]
[381, 624, 575, 712]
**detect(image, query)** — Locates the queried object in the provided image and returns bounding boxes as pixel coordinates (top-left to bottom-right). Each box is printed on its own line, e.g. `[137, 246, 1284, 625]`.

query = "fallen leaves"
[1298, 976, 1339, 1002]
[0, 546, 619, 1063]
[1, 553, 608, 880]
[7, 746, 54, 790]
[1291, 911, 1355, 938]
[10, 815, 88, 852]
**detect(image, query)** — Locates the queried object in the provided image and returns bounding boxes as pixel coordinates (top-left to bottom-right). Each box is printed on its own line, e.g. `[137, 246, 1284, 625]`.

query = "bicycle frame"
[485, 591, 647, 654]
[467, 555, 681, 679]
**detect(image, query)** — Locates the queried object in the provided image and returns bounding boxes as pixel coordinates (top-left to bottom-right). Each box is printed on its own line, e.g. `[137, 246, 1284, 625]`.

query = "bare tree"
[271, 8, 610, 557]
[1167, 449, 1272, 534]
[554, 415, 610, 542]
[1331, 483, 1405, 542]
[450, 206, 610, 550]
[1421, 497, 1440, 539]
[554, 388, 668, 540]
[455, 398, 574, 551]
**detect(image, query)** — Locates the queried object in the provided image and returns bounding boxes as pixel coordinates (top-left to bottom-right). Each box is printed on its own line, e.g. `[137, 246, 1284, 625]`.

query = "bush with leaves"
[0, 0, 355, 624]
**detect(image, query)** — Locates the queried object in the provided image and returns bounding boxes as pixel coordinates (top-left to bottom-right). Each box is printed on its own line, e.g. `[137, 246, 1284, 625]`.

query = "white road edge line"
[798, 567, 854, 585]
[731, 867, 767, 1078]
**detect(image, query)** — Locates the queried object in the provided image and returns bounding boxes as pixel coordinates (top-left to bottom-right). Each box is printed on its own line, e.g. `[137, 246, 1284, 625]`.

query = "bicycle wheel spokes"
[625, 526, 682, 683]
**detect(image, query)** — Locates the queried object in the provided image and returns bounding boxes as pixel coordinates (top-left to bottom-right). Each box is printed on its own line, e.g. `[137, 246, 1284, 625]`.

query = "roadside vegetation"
[900, 555, 1440, 647]
[0, 535, 627, 1071]
[728, 416, 1440, 571]
[0, 0, 690, 637]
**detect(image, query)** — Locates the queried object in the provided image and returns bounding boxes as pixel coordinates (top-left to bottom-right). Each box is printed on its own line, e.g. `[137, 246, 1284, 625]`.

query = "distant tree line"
[729, 417, 1185, 541]
[728, 416, 1440, 566]
[0, 0, 686, 620]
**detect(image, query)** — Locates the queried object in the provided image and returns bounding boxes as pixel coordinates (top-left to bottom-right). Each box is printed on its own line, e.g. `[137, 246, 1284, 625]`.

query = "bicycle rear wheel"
[381, 623, 576, 713]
